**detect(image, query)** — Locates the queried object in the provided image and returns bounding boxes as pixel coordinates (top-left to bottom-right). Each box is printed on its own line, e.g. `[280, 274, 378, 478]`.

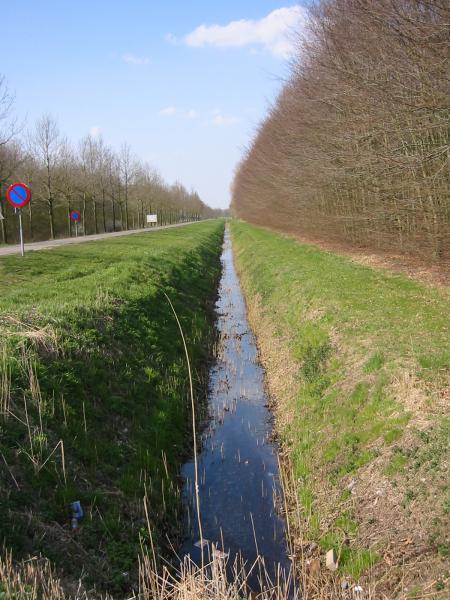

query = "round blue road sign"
[70, 210, 80, 222]
[6, 182, 31, 209]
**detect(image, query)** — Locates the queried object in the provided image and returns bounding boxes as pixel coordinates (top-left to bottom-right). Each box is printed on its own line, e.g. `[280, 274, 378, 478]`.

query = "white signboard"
[146, 214, 157, 224]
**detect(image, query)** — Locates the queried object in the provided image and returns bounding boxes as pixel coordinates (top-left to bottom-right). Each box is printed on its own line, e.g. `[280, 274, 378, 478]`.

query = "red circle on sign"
[6, 182, 32, 209]
[70, 210, 80, 222]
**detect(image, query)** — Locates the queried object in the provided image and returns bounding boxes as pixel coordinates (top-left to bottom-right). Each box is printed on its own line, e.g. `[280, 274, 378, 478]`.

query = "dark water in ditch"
[179, 229, 294, 593]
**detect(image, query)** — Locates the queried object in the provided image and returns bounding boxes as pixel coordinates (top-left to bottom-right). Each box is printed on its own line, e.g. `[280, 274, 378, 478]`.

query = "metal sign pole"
[6, 184, 32, 255]
[75, 222, 78, 237]
[18, 209, 24, 256]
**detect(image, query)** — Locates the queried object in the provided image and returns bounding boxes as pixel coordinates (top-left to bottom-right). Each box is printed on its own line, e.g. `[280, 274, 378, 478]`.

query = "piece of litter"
[71, 500, 84, 519]
[326, 548, 338, 571]
[70, 500, 84, 530]
[194, 539, 209, 549]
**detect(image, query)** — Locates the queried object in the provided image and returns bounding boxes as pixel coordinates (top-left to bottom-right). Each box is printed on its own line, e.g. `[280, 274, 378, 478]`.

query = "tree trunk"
[82, 192, 87, 235]
[124, 181, 129, 230]
[48, 199, 55, 240]
[102, 189, 106, 232]
[93, 198, 98, 234]
[68, 201, 72, 237]
[28, 203, 33, 240]
[117, 186, 122, 230]
[0, 189, 7, 244]
[112, 196, 116, 232]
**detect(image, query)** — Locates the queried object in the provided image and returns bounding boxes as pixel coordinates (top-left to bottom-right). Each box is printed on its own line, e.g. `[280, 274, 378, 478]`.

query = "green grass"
[230, 220, 449, 579]
[0, 220, 224, 594]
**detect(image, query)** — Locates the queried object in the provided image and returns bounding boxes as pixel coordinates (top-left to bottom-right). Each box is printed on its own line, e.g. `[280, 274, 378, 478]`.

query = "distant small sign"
[70, 210, 80, 222]
[146, 214, 157, 224]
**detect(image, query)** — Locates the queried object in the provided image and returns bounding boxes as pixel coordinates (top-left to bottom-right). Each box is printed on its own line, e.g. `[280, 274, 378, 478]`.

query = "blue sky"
[2, 1, 308, 208]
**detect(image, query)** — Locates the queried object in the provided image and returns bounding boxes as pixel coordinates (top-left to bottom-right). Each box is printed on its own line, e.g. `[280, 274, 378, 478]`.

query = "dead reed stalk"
[164, 291, 205, 568]
[0, 343, 11, 417]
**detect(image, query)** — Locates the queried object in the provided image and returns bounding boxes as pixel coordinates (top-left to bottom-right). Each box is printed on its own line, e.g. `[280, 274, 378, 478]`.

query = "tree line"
[0, 78, 225, 244]
[232, 0, 449, 264]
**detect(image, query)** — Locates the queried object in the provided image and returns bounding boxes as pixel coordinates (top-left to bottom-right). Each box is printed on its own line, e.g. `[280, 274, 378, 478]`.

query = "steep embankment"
[0, 220, 224, 595]
[231, 220, 449, 598]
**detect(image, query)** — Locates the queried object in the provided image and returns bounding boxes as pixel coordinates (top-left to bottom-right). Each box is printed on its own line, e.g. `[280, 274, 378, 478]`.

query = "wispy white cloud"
[158, 106, 239, 127]
[122, 53, 150, 65]
[210, 110, 239, 127]
[180, 6, 306, 59]
[186, 109, 199, 120]
[159, 106, 177, 116]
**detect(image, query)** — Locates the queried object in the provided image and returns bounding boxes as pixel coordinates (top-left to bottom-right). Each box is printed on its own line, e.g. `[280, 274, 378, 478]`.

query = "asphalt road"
[0, 221, 201, 257]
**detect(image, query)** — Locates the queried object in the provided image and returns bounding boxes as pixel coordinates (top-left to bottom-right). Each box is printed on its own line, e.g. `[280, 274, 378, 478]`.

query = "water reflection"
[179, 229, 294, 593]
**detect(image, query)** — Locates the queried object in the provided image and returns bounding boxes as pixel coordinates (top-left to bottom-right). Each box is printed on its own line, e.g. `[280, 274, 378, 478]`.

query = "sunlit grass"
[0, 220, 224, 594]
[231, 220, 449, 588]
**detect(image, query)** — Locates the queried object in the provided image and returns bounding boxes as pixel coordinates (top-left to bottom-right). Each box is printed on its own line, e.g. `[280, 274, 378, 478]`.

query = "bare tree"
[0, 75, 18, 149]
[0, 92, 215, 243]
[30, 114, 62, 239]
[80, 134, 103, 234]
[57, 140, 79, 237]
[119, 142, 138, 230]
[232, 0, 450, 264]
[0, 75, 21, 243]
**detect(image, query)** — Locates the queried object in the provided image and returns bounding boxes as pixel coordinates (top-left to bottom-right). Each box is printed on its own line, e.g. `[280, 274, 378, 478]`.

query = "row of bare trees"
[232, 0, 449, 263]
[0, 80, 223, 244]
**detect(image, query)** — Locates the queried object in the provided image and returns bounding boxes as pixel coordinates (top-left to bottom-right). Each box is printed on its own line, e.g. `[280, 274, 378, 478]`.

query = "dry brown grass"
[0, 550, 85, 599]
[0, 342, 11, 416]
[0, 315, 59, 351]
[138, 550, 300, 600]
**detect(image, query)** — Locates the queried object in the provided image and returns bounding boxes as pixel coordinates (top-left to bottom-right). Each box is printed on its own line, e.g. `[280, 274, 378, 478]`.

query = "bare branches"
[0, 75, 20, 147]
[232, 0, 450, 264]
[0, 86, 219, 242]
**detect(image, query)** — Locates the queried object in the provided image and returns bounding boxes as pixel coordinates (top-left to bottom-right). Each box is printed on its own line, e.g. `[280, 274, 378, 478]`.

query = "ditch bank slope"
[0, 220, 224, 595]
[231, 220, 449, 599]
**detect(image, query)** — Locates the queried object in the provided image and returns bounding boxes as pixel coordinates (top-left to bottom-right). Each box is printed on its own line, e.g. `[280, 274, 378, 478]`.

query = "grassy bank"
[230, 220, 449, 598]
[0, 220, 224, 595]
